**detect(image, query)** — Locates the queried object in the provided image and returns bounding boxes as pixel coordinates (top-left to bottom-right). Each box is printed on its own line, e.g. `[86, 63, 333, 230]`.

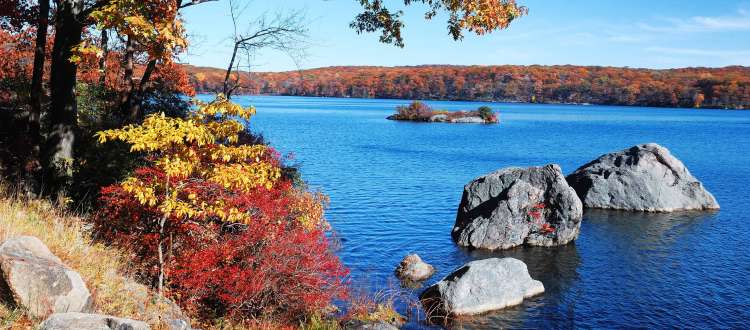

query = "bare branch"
[222, 0, 309, 97]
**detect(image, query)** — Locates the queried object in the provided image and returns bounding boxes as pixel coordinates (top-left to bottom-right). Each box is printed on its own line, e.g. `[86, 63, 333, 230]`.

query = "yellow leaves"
[290, 189, 330, 230]
[195, 94, 257, 120]
[97, 96, 283, 225]
[91, 0, 187, 61]
[122, 178, 158, 207]
[207, 162, 281, 192]
[70, 41, 103, 63]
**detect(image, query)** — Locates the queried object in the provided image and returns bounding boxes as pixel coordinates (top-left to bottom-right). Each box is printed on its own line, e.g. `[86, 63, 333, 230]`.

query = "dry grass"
[0, 187, 176, 329]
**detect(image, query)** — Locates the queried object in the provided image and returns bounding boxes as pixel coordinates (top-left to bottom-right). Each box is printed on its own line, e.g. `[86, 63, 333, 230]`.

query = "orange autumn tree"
[96, 94, 282, 294]
[351, 0, 527, 47]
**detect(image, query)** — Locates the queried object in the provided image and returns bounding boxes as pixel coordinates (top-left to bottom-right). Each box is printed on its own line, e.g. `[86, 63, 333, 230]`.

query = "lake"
[204, 95, 750, 329]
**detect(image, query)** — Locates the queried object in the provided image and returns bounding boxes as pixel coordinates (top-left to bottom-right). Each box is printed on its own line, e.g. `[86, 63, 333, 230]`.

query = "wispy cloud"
[638, 9, 750, 33]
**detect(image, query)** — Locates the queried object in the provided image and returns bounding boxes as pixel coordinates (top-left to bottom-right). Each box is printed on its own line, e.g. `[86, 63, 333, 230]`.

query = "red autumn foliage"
[93, 165, 348, 323]
[173, 220, 348, 322]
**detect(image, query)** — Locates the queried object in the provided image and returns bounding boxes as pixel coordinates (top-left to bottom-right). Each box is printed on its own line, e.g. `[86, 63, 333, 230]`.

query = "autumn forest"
[188, 64, 750, 109]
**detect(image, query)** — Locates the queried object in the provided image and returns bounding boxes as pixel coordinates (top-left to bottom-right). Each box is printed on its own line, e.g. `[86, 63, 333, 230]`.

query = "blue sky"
[181, 0, 750, 71]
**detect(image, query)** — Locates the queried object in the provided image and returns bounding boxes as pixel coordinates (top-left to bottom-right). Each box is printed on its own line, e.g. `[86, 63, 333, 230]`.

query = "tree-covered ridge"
[187, 64, 750, 109]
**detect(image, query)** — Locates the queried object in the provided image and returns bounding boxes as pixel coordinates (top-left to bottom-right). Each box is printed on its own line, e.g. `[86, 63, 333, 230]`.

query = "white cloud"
[638, 9, 750, 33]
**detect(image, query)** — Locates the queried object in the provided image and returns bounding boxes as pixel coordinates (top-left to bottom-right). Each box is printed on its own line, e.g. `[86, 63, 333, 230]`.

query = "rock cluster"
[452, 164, 583, 250]
[0, 236, 192, 330]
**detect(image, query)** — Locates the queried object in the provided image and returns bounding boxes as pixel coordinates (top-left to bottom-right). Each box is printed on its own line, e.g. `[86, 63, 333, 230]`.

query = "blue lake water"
[204, 95, 750, 329]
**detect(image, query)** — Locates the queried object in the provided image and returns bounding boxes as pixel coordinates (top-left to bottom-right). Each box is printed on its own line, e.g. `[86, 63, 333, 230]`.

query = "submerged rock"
[40, 312, 149, 330]
[0, 236, 91, 319]
[452, 164, 583, 250]
[419, 258, 544, 317]
[394, 254, 434, 283]
[566, 143, 720, 212]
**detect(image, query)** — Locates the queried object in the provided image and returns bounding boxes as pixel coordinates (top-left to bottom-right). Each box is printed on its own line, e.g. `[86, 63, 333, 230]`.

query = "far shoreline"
[195, 93, 748, 112]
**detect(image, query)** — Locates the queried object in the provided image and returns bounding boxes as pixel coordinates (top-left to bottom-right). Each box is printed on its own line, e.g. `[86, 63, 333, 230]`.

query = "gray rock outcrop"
[419, 258, 544, 317]
[450, 116, 485, 123]
[394, 254, 434, 282]
[0, 236, 91, 319]
[566, 143, 720, 212]
[428, 114, 448, 122]
[121, 281, 191, 330]
[343, 320, 401, 330]
[40, 312, 149, 330]
[452, 164, 583, 250]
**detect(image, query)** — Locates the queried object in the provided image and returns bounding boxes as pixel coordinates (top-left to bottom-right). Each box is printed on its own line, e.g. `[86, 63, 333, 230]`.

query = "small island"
[386, 101, 499, 124]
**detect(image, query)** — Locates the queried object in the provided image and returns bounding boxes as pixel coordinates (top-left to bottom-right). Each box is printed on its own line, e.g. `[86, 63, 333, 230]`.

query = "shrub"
[394, 101, 433, 121]
[94, 95, 348, 325]
[173, 219, 347, 323]
[477, 106, 493, 120]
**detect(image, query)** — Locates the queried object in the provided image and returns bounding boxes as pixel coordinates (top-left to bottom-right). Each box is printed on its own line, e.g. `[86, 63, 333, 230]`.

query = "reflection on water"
[584, 209, 718, 241]
[218, 95, 750, 329]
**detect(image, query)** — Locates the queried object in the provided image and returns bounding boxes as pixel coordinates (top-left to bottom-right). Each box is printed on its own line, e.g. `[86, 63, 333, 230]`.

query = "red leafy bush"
[172, 220, 348, 322]
[93, 165, 348, 323]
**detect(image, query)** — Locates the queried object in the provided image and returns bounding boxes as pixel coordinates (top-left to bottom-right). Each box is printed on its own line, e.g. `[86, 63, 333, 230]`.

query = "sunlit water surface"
[200, 95, 750, 329]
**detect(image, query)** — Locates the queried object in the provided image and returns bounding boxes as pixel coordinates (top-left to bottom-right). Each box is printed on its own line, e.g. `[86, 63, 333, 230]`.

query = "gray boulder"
[343, 320, 401, 330]
[40, 312, 149, 330]
[420, 258, 544, 317]
[394, 254, 434, 282]
[0, 236, 91, 319]
[428, 114, 448, 122]
[452, 164, 583, 250]
[121, 281, 191, 330]
[566, 143, 720, 212]
[450, 116, 486, 123]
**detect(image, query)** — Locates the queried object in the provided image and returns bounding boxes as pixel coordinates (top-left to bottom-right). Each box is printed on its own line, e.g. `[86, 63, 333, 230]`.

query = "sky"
[180, 0, 750, 72]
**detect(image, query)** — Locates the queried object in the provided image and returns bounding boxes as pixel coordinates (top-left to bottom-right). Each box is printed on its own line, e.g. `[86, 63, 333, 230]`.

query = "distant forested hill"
[185, 64, 750, 109]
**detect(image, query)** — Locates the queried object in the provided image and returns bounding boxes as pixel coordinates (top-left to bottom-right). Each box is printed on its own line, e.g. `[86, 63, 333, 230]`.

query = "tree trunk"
[30, 0, 49, 130]
[43, 0, 85, 194]
[98, 29, 109, 85]
[222, 43, 240, 97]
[120, 36, 135, 116]
[124, 58, 157, 123]
[26, 0, 50, 192]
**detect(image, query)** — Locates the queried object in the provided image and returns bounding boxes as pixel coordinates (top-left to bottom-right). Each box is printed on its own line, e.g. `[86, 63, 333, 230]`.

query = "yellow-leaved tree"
[96, 95, 281, 294]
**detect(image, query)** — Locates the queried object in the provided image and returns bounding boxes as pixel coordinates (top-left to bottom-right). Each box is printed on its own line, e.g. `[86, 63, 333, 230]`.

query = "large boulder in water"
[0, 236, 91, 319]
[452, 164, 583, 250]
[566, 143, 720, 212]
[419, 258, 544, 317]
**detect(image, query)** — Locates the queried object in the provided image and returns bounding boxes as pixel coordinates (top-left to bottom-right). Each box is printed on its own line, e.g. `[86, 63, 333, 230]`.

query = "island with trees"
[387, 101, 499, 124]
